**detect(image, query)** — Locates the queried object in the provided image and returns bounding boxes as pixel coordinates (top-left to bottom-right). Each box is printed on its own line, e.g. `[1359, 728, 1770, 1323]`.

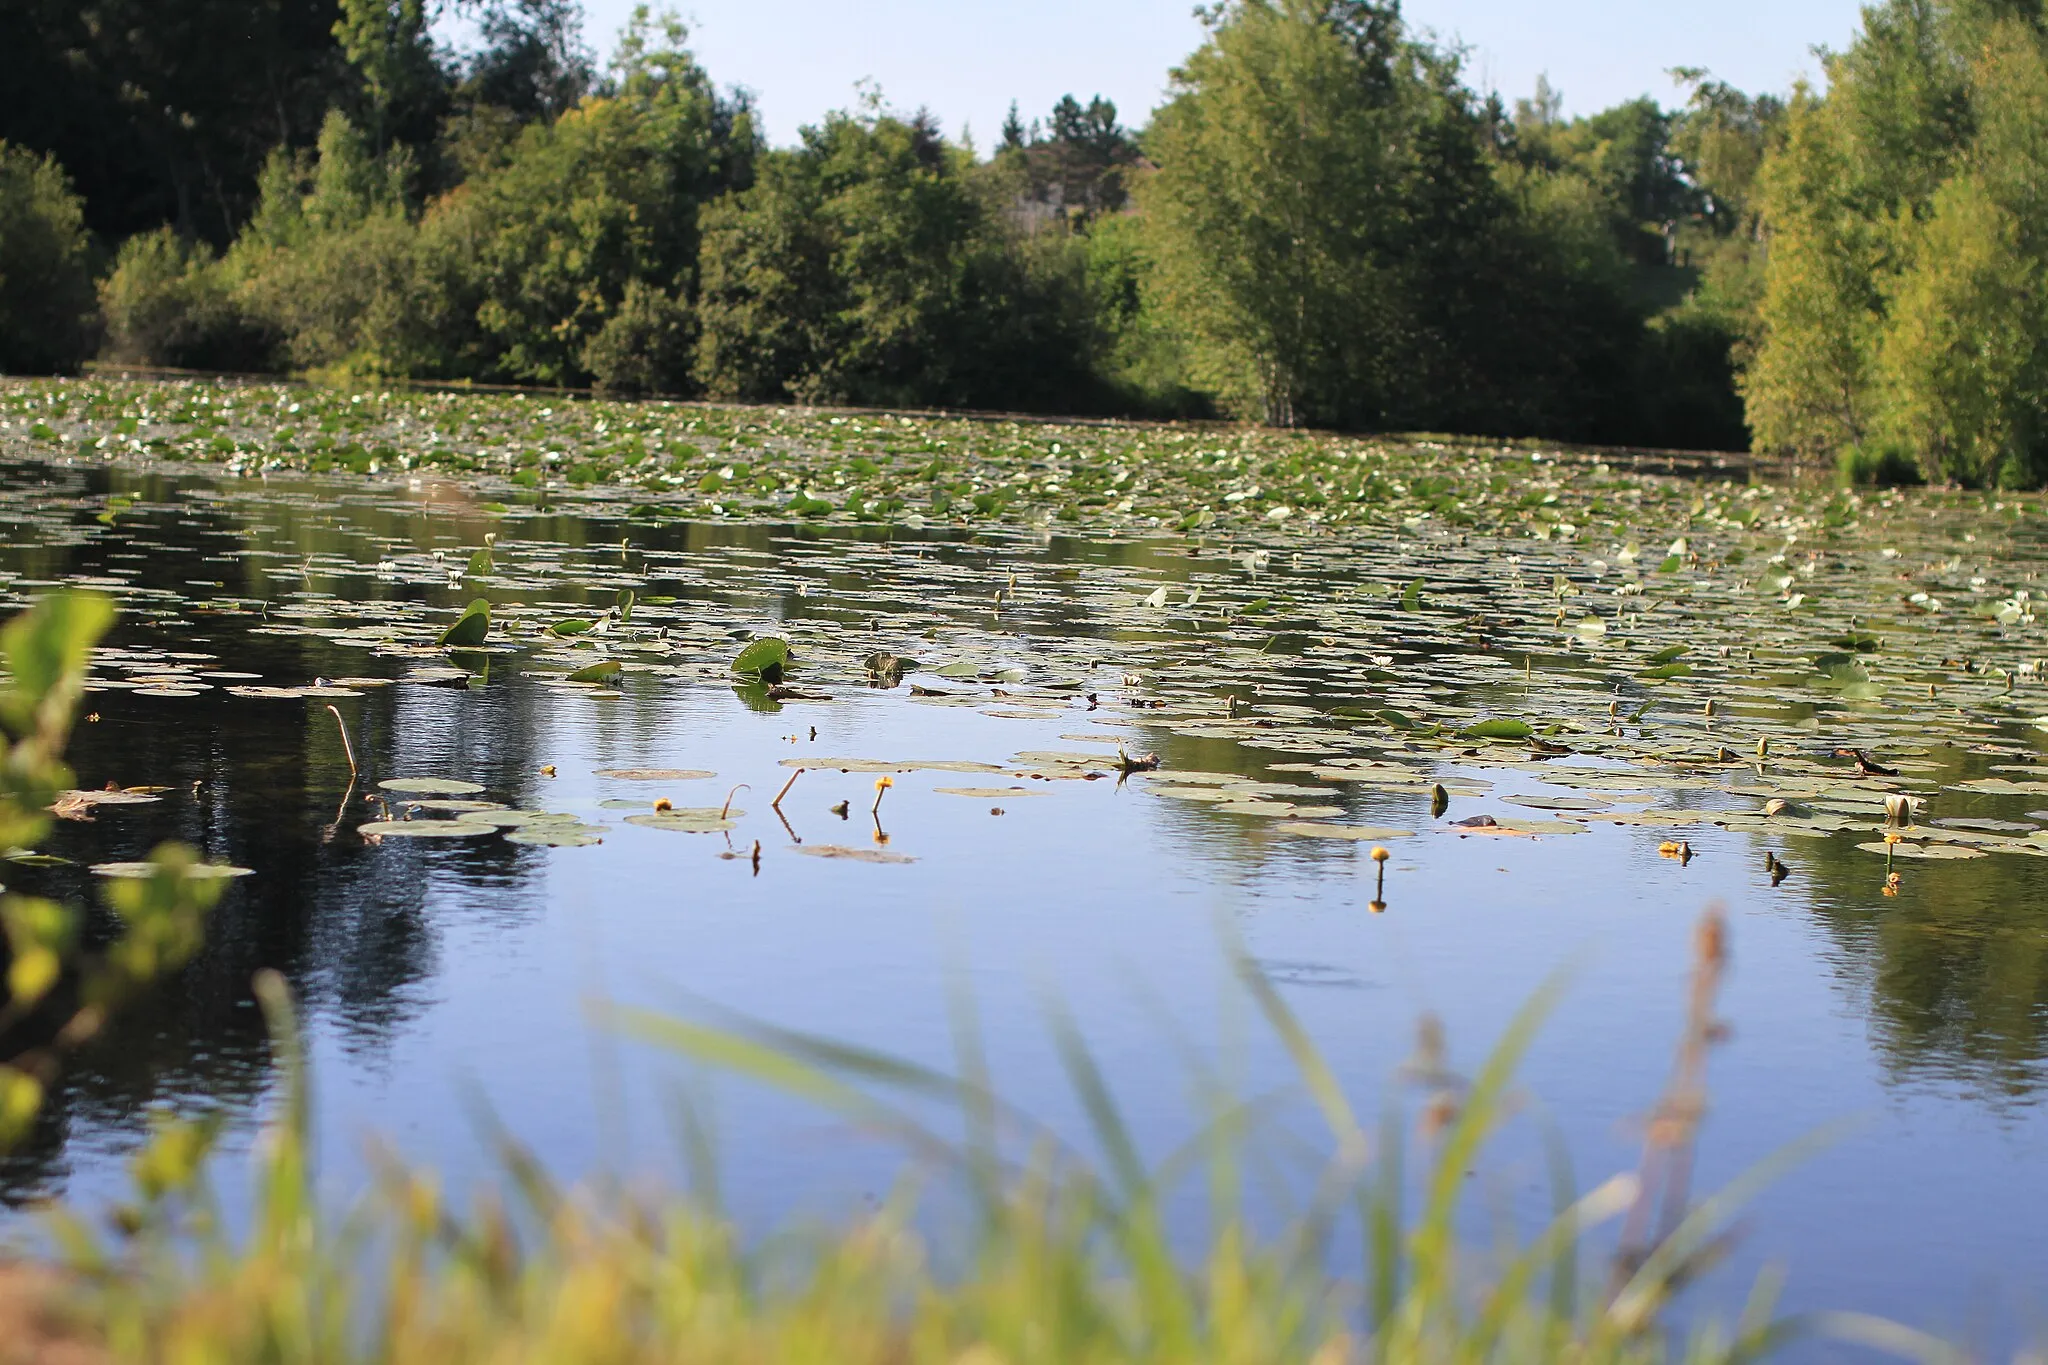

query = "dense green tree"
[0, 143, 97, 374]
[459, 0, 594, 121]
[422, 10, 752, 385]
[0, 0, 354, 241]
[1139, 0, 1675, 440]
[696, 107, 1104, 410]
[989, 95, 1140, 221]
[1139, 0, 1415, 426]
[1744, 0, 2048, 483]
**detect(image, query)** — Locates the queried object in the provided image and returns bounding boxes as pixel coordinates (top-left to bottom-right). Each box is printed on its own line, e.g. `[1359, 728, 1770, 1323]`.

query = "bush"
[0, 142, 97, 374]
[582, 279, 695, 394]
[1839, 439, 1925, 486]
[99, 229, 272, 371]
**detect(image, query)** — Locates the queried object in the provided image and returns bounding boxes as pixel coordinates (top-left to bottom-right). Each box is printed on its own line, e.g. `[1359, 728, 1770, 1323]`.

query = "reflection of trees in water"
[1780, 825, 2048, 1103]
[0, 489, 560, 1202]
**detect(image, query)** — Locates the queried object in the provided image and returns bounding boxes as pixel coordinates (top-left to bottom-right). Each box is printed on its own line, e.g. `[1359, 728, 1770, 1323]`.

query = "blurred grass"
[1, 909, 1968, 1365]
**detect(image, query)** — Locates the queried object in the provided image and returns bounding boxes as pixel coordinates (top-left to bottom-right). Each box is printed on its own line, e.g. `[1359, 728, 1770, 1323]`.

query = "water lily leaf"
[615, 588, 635, 621]
[625, 811, 736, 833]
[90, 861, 254, 878]
[1461, 718, 1534, 741]
[932, 786, 1045, 798]
[465, 548, 493, 577]
[551, 618, 597, 637]
[791, 844, 917, 864]
[357, 820, 498, 838]
[593, 768, 716, 781]
[733, 636, 792, 681]
[1853, 840, 1987, 860]
[464, 810, 583, 828]
[1645, 645, 1688, 665]
[1272, 823, 1416, 839]
[565, 660, 623, 684]
[1639, 662, 1694, 680]
[505, 824, 608, 846]
[377, 777, 487, 795]
[438, 598, 490, 647]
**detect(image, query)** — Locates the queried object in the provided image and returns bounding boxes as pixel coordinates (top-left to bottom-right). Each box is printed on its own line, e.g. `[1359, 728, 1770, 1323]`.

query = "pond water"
[0, 431, 2044, 1349]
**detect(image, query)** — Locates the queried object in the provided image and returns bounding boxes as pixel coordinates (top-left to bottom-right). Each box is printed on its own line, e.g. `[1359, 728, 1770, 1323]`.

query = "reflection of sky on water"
[0, 460, 2042, 1349]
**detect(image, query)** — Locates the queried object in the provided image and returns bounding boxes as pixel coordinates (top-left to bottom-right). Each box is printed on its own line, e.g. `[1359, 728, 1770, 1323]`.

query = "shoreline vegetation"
[6, 0, 2048, 486]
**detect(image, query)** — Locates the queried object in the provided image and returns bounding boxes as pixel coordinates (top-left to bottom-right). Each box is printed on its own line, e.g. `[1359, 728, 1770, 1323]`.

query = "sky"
[561, 0, 1872, 149]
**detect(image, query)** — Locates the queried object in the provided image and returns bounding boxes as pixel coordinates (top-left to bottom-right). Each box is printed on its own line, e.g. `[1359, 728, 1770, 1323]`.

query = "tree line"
[2, 0, 2035, 481]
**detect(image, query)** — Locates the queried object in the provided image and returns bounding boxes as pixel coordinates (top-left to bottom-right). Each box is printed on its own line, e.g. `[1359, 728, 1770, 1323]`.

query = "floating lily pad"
[626, 811, 737, 833]
[378, 778, 488, 796]
[90, 861, 255, 878]
[1271, 823, 1417, 840]
[791, 844, 917, 864]
[594, 768, 716, 781]
[1853, 841, 1989, 860]
[505, 824, 608, 846]
[358, 820, 498, 838]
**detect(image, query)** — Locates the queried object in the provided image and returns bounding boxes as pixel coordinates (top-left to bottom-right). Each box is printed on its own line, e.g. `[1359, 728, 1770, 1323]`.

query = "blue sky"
[562, 0, 1870, 149]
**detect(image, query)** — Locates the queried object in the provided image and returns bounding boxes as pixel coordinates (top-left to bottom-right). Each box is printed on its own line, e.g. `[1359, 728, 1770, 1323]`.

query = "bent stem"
[325, 704, 359, 779]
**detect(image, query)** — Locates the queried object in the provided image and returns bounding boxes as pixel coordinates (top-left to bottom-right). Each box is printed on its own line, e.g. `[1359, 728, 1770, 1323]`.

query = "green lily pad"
[378, 778, 488, 795]
[505, 824, 608, 846]
[1460, 718, 1534, 741]
[89, 861, 255, 878]
[439, 598, 490, 647]
[358, 820, 498, 838]
[733, 636, 792, 681]
[625, 811, 737, 833]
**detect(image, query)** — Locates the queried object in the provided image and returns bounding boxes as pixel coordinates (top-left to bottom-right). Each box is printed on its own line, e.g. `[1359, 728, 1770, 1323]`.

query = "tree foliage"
[1745, 0, 2048, 485]
[0, 144, 97, 375]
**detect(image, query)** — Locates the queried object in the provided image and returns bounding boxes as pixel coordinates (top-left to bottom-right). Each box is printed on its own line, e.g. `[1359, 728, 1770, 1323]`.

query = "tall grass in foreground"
[10, 910, 1960, 1365]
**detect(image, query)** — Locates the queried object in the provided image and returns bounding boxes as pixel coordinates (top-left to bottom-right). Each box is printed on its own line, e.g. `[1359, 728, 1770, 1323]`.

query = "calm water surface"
[0, 458, 2042, 1348]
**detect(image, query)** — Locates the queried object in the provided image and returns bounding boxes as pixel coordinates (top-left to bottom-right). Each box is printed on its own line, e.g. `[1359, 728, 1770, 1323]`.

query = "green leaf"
[566, 660, 623, 684]
[465, 547, 494, 577]
[733, 636, 793, 681]
[550, 618, 596, 637]
[1461, 718, 1534, 741]
[1645, 644, 1688, 665]
[615, 588, 635, 622]
[1639, 662, 1694, 680]
[1400, 578, 1423, 611]
[438, 598, 491, 647]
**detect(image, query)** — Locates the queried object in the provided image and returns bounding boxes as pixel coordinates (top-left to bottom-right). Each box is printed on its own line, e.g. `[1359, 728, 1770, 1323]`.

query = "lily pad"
[438, 598, 491, 647]
[594, 768, 717, 781]
[378, 778, 488, 796]
[90, 861, 255, 878]
[625, 811, 737, 833]
[733, 636, 793, 681]
[505, 824, 608, 846]
[791, 844, 918, 864]
[357, 820, 498, 838]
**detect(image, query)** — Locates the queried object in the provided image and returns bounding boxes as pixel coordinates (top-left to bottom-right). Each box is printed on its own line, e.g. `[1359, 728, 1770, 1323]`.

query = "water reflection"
[0, 457, 2043, 1216]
